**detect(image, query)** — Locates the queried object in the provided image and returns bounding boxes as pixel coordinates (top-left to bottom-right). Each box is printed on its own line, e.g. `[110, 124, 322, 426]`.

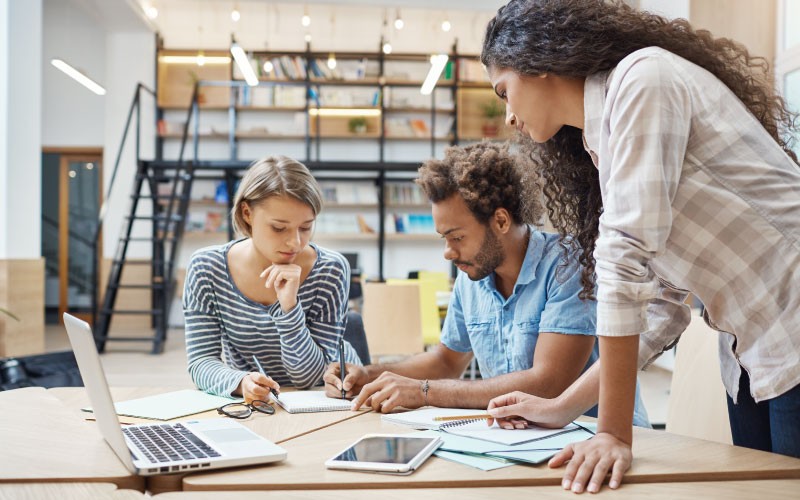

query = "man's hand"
[487, 391, 577, 429]
[260, 263, 301, 312]
[351, 372, 424, 413]
[322, 362, 369, 399]
[549, 432, 632, 493]
[239, 372, 280, 403]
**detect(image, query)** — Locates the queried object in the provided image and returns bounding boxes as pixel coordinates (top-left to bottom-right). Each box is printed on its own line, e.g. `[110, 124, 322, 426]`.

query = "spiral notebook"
[269, 391, 352, 414]
[382, 407, 580, 446]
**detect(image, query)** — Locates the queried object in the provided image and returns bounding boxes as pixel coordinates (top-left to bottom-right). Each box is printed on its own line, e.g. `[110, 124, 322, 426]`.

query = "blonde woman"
[184, 156, 361, 402]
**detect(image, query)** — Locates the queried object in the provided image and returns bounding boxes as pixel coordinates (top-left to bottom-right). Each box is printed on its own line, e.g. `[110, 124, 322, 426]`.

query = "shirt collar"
[582, 70, 611, 159]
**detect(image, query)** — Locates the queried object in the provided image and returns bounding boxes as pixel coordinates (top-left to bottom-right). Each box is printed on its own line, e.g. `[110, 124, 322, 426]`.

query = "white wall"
[41, 0, 106, 146]
[638, 0, 690, 19]
[102, 31, 156, 258]
[0, 0, 42, 259]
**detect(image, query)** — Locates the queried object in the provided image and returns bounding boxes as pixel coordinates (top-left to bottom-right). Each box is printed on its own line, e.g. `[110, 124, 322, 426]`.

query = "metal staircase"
[92, 83, 199, 354]
[94, 160, 194, 353]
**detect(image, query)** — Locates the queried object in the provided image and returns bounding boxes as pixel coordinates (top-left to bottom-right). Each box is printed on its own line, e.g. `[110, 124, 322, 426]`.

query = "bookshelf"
[154, 44, 503, 280]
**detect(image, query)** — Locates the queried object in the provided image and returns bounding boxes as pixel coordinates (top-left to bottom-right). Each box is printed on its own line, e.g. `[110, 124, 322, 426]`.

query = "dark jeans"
[726, 370, 800, 458]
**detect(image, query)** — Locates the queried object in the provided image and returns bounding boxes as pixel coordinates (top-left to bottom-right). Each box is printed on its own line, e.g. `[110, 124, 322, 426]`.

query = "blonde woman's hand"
[239, 372, 280, 403]
[261, 264, 302, 312]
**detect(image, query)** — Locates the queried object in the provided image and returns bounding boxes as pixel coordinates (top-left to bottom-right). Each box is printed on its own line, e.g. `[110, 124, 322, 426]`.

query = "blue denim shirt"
[441, 228, 650, 428]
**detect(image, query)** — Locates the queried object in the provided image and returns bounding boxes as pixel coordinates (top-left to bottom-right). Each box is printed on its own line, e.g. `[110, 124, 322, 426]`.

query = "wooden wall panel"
[0, 259, 45, 357]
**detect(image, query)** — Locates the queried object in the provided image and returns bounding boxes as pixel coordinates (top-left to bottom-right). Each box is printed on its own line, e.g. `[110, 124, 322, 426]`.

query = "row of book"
[315, 213, 435, 235]
[320, 182, 379, 205]
[386, 184, 427, 205]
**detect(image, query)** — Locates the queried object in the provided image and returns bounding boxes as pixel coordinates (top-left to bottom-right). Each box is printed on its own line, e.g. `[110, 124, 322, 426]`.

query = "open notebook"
[269, 391, 352, 414]
[382, 407, 581, 446]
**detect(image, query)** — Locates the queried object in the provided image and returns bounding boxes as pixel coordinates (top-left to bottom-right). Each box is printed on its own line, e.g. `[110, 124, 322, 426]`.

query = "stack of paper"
[382, 407, 597, 470]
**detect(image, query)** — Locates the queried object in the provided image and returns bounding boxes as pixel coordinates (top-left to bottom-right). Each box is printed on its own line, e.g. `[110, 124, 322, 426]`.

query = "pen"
[252, 355, 280, 400]
[337, 337, 347, 399]
[433, 414, 494, 422]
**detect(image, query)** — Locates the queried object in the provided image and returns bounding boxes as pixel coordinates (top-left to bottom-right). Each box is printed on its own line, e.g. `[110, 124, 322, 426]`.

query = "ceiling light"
[230, 43, 259, 86]
[441, 20, 451, 32]
[420, 54, 448, 95]
[196, 51, 205, 66]
[263, 60, 274, 73]
[394, 10, 404, 30]
[327, 53, 337, 70]
[51, 59, 106, 95]
[145, 5, 158, 19]
[301, 14, 311, 27]
[382, 42, 392, 54]
[231, 9, 241, 22]
[304, 33, 312, 43]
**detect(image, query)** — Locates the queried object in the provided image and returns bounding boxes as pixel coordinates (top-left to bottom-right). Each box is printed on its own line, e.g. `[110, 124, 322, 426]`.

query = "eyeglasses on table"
[217, 400, 275, 419]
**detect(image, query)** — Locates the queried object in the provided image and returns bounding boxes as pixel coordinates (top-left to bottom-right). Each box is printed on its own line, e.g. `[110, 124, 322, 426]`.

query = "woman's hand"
[239, 372, 280, 403]
[487, 391, 577, 429]
[550, 432, 632, 493]
[261, 264, 302, 312]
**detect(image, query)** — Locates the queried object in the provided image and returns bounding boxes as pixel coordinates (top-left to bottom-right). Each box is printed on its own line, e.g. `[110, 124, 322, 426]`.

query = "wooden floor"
[43, 324, 673, 425]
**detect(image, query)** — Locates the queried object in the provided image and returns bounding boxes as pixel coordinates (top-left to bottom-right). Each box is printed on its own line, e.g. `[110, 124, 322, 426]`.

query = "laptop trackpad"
[203, 428, 262, 444]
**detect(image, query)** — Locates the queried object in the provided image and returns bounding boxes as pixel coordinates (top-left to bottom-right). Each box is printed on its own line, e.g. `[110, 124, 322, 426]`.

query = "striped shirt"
[183, 240, 361, 397]
[583, 47, 800, 403]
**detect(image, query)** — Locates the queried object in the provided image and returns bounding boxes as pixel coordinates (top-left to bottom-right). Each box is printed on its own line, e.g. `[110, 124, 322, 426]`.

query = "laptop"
[62, 313, 287, 476]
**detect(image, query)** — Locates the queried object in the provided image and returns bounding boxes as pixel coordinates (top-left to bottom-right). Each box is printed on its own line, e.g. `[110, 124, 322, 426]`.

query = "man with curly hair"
[323, 142, 649, 427]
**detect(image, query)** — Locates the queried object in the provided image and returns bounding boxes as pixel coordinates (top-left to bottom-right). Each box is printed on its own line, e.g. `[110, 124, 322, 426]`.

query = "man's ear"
[493, 208, 512, 234]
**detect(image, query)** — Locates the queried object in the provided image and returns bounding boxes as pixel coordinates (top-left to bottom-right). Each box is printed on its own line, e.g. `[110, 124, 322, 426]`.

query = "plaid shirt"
[582, 47, 800, 403]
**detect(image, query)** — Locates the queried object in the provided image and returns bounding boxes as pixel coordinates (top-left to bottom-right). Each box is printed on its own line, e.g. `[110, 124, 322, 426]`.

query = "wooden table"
[183, 410, 800, 491]
[0, 387, 144, 491]
[0, 482, 144, 500]
[49, 386, 370, 494]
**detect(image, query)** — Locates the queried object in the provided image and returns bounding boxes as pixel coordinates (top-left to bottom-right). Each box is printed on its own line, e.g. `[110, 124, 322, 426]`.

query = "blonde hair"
[231, 156, 323, 237]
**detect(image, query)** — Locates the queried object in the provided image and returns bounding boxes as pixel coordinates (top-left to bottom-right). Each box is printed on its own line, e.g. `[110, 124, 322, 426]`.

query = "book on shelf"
[386, 184, 426, 205]
[320, 182, 378, 205]
[392, 213, 435, 234]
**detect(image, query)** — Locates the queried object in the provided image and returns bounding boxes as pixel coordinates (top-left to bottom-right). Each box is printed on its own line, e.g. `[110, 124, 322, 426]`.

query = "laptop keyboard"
[123, 423, 221, 464]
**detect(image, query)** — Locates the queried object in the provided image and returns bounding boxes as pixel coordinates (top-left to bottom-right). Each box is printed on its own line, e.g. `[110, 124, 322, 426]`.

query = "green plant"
[348, 116, 368, 133]
[0, 308, 20, 321]
[481, 99, 505, 119]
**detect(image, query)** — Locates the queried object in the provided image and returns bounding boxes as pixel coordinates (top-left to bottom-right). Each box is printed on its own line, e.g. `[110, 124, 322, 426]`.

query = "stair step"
[110, 283, 165, 289]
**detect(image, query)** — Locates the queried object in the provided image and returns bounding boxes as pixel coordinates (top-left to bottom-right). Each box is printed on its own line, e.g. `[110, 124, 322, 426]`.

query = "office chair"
[343, 310, 371, 365]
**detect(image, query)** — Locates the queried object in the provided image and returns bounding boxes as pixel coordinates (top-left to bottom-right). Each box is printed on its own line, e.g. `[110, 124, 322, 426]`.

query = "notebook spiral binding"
[440, 418, 485, 429]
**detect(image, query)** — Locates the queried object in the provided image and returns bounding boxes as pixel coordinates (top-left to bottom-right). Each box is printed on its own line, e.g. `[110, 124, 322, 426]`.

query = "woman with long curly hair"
[480, 0, 800, 494]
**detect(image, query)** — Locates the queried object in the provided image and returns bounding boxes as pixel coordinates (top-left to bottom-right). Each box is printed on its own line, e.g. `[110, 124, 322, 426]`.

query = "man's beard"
[457, 228, 505, 281]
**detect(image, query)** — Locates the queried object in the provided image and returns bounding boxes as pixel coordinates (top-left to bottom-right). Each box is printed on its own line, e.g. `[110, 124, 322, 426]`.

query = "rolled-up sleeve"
[594, 56, 691, 337]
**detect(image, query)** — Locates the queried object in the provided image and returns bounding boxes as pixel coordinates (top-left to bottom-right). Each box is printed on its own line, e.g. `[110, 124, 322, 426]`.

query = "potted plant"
[480, 99, 505, 138]
[348, 116, 368, 135]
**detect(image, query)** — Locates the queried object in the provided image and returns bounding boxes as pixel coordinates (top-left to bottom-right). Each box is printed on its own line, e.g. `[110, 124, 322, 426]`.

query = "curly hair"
[481, 0, 800, 299]
[416, 141, 542, 226]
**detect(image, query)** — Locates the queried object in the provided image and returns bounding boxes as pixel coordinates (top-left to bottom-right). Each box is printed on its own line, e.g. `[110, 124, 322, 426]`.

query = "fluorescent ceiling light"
[159, 55, 231, 65]
[420, 54, 448, 96]
[51, 59, 106, 96]
[230, 44, 259, 86]
[308, 108, 381, 117]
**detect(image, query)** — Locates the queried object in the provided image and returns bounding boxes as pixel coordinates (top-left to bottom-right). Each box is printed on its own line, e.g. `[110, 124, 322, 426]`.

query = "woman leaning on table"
[183, 156, 361, 403]
[480, 0, 800, 494]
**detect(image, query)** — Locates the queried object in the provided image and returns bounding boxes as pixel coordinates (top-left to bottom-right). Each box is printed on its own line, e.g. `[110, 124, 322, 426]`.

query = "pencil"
[433, 414, 493, 422]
